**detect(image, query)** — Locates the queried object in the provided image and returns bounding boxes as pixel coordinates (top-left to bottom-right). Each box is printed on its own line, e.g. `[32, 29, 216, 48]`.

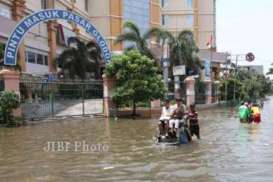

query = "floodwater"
[0, 97, 273, 182]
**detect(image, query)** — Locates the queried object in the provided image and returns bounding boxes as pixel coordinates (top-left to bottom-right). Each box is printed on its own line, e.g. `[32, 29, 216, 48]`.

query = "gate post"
[185, 76, 195, 106]
[205, 80, 212, 104]
[102, 74, 116, 117]
[0, 69, 21, 117]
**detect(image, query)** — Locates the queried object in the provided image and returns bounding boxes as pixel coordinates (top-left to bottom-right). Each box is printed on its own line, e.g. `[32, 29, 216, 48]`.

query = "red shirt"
[188, 110, 198, 126]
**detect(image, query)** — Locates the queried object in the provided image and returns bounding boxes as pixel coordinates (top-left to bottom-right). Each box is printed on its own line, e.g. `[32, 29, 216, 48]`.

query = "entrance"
[20, 79, 103, 120]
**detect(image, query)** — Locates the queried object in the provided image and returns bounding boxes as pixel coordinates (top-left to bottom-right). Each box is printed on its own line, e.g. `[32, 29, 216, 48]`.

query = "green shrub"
[0, 91, 20, 126]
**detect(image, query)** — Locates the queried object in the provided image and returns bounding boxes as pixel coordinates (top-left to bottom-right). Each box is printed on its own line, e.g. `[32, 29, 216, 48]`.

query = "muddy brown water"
[0, 97, 273, 182]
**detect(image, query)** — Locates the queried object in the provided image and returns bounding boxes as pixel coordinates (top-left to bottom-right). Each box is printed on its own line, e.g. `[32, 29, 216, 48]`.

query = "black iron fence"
[20, 79, 103, 120]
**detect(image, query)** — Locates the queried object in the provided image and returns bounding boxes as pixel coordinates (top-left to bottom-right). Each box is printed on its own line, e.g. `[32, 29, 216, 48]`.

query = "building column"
[205, 80, 212, 104]
[0, 69, 21, 117]
[193, 0, 199, 46]
[47, 21, 57, 73]
[47, 0, 57, 73]
[102, 74, 116, 117]
[185, 76, 195, 106]
[214, 81, 220, 103]
[12, 0, 26, 72]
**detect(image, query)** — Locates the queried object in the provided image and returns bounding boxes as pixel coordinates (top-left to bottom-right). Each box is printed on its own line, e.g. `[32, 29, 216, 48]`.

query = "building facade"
[161, 0, 216, 50]
[0, 0, 94, 76]
[161, 0, 228, 81]
[0, 0, 161, 76]
[89, 0, 161, 52]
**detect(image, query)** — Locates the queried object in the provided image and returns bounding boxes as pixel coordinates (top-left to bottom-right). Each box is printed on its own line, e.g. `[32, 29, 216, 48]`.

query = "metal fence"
[20, 79, 103, 120]
[168, 79, 220, 105]
[195, 80, 206, 105]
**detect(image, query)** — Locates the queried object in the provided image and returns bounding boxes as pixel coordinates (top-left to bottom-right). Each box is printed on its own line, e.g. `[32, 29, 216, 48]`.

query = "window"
[37, 54, 44, 65]
[44, 56, 48, 65]
[27, 52, 36, 63]
[25, 51, 48, 65]
[186, 15, 194, 27]
[41, 0, 48, 9]
[161, 15, 167, 26]
[84, 0, 88, 12]
[186, 0, 193, 8]
[161, 0, 165, 7]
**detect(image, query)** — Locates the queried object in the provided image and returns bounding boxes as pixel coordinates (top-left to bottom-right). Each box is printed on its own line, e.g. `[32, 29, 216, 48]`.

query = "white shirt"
[160, 106, 172, 120]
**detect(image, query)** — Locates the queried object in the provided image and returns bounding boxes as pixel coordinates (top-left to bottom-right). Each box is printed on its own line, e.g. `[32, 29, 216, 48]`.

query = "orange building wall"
[109, 0, 123, 51]
[150, 0, 161, 27]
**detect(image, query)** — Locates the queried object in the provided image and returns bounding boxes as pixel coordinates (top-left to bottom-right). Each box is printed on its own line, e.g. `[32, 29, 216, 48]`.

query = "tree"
[105, 50, 165, 117]
[146, 28, 203, 74]
[266, 63, 273, 75]
[57, 37, 102, 80]
[0, 91, 20, 125]
[220, 70, 272, 102]
[115, 21, 155, 60]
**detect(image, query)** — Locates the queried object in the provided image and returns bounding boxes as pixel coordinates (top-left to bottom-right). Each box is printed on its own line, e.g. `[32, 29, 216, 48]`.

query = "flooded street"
[0, 97, 273, 182]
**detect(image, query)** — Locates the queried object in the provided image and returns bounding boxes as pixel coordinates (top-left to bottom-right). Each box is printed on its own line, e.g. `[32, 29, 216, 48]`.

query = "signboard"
[246, 52, 255, 62]
[173, 65, 186, 76]
[4, 9, 111, 65]
[204, 59, 211, 80]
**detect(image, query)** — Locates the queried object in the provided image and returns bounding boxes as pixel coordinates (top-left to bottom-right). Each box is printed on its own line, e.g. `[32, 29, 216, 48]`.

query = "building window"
[26, 51, 48, 66]
[41, 0, 48, 9]
[37, 54, 44, 65]
[186, 0, 193, 8]
[186, 15, 194, 27]
[84, 0, 88, 12]
[161, 0, 165, 7]
[27, 52, 36, 63]
[44, 56, 48, 66]
[161, 15, 167, 26]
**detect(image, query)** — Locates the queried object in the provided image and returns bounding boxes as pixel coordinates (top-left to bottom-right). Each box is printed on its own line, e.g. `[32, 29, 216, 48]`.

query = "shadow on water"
[0, 96, 273, 181]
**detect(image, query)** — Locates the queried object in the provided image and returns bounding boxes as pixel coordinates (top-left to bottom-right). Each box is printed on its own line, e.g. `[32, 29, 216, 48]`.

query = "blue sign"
[204, 59, 211, 80]
[4, 9, 111, 65]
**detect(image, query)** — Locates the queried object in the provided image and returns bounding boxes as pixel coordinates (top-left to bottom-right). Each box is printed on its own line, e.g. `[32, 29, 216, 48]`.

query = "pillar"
[47, 0, 57, 73]
[214, 81, 220, 103]
[185, 76, 195, 106]
[12, 0, 26, 72]
[205, 80, 212, 104]
[47, 21, 57, 73]
[102, 74, 116, 117]
[0, 69, 21, 117]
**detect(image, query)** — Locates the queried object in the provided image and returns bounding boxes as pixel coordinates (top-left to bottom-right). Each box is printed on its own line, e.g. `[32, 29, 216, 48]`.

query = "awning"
[0, 15, 17, 41]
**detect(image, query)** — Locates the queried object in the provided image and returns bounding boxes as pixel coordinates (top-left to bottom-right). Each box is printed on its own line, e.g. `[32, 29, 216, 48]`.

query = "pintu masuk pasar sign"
[4, 9, 111, 65]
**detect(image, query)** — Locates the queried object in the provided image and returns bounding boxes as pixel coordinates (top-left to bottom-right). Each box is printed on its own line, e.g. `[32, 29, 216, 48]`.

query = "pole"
[233, 55, 239, 103]
[162, 43, 169, 94]
[225, 58, 228, 103]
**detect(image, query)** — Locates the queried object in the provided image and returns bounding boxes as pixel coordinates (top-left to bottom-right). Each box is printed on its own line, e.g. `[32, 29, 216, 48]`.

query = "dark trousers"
[190, 124, 200, 139]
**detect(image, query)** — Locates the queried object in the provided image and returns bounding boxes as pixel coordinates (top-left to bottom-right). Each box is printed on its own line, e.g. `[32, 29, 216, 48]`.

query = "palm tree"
[115, 21, 155, 60]
[146, 28, 202, 73]
[57, 37, 102, 80]
[145, 28, 203, 96]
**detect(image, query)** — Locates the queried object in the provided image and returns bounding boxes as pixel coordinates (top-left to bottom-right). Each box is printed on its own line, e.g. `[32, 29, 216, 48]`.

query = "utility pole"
[233, 55, 239, 102]
[162, 43, 170, 97]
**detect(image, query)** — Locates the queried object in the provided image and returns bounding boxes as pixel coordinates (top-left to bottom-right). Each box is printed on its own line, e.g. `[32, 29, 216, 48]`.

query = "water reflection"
[0, 97, 272, 181]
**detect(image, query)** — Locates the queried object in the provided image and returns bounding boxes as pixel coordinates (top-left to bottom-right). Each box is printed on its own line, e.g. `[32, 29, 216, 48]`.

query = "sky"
[216, 0, 273, 74]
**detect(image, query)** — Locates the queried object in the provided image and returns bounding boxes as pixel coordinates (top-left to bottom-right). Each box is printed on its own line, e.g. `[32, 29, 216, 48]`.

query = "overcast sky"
[216, 0, 273, 73]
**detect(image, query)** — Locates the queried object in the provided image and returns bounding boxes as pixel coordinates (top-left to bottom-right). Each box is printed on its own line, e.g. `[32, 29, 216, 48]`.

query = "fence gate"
[20, 79, 103, 120]
[195, 80, 206, 104]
